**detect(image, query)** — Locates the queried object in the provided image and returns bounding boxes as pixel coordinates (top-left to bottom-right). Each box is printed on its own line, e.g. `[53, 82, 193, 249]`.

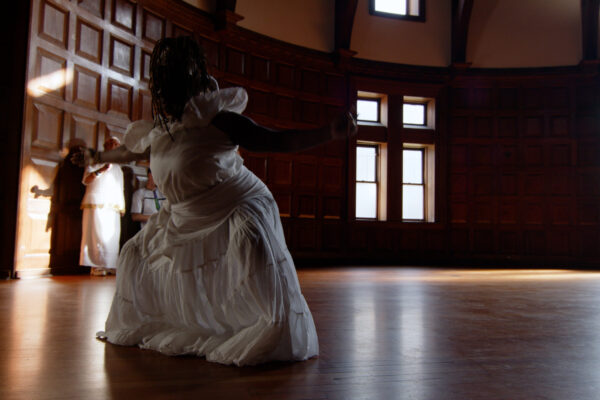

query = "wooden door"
[15, 0, 155, 277]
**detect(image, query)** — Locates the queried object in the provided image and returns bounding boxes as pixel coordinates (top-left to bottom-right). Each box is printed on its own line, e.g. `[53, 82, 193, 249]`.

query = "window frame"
[368, 0, 426, 22]
[403, 102, 427, 127]
[355, 142, 388, 221]
[355, 143, 379, 220]
[402, 143, 435, 223]
[357, 97, 382, 124]
[402, 147, 425, 221]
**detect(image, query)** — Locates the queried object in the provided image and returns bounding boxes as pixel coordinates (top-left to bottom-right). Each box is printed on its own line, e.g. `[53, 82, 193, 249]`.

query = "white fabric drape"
[100, 87, 318, 366]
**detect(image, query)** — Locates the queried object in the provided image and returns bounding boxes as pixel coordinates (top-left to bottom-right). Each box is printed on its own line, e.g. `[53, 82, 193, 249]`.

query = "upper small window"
[357, 99, 380, 123]
[403, 96, 435, 129]
[369, 0, 425, 22]
[357, 91, 388, 126]
[403, 103, 426, 126]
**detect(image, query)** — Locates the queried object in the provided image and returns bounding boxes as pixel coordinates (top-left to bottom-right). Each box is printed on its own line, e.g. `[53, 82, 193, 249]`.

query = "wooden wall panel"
[35, 49, 67, 99]
[11, 0, 600, 274]
[142, 8, 165, 43]
[39, 0, 69, 48]
[69, 114, 98, 148]
[78, 0, 105, 18]
[250, 55, 270, 82]
[270, 157, 293, 186]
[140, 50, 152, 81]
[75, 18, 103, 63]
[107, 79, 133, 119]
[73, 65, 101, 110]
[111, 0, 136, 33]
[226, 47, 245, 75]
[273, 192, 291, 217]
[32, 103, 64, 150]
[322, 196, 342, 219]
[109, 35, 134, 77]
[276, 63, 295, 88]
[445, 74, 593, 265]
[137, 89, 153, 120]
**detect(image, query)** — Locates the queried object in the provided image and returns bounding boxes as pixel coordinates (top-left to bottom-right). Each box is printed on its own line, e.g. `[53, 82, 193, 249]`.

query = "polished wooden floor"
[2, 267, 600, 399]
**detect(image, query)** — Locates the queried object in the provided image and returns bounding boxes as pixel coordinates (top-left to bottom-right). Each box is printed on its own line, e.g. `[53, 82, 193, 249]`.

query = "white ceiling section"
[182, 0, 585, 69]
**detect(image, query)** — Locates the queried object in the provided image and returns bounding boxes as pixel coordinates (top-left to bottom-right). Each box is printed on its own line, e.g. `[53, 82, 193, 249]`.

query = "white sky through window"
[403, 185, 424, 219]
[374, 0, 407, 15]
[403, 103, 425, 125]
[356, 146, 378, 219]
[357, 99, 379, 122]
[403, 150, 422, 183]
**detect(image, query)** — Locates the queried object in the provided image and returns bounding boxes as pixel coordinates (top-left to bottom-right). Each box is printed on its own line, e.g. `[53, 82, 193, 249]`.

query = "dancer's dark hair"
[149, 36, 210, 130]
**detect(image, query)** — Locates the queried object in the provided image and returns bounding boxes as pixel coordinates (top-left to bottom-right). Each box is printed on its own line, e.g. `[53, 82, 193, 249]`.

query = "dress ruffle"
[102, 193, 318, 366]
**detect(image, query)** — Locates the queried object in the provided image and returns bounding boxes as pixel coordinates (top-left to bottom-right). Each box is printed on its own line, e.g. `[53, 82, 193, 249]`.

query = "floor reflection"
[4, 269, 600, 400]
[4, 279, 49, 390]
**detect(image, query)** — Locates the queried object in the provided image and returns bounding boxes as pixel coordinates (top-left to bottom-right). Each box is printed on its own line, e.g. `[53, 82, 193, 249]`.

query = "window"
[403, 96, 434, 129]
[402, 145, 435, 222]
[355, 143, 387, 220]
[403, 103, 426, 126]
[357, 91, 387, 125]
[369, 0, 425, 21]
[357, 99, 380, 123]
[354, 90, 435, 223]
[402, 149, 424, 219]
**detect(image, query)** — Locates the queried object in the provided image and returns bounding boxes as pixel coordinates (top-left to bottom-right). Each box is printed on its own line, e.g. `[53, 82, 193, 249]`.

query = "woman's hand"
[331, 110, 358, 140]
[71, 147, 95, 167]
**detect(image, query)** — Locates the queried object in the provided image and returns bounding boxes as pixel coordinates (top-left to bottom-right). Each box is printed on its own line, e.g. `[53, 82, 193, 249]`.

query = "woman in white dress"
[74, 36, 356, 366]
[80, 136, 125, 275]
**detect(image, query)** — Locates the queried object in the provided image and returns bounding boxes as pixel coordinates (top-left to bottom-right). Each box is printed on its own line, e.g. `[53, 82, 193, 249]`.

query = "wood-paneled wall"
[447, 72, 596, 266]
[6, 0, 600, 276]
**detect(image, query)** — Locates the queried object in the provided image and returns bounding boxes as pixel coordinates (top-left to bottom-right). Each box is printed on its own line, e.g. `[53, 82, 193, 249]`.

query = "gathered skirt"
[99, 194, 319, 366]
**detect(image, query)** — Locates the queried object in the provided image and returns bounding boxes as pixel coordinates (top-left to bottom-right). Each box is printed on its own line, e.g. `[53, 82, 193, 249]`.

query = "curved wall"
[468, 0, 581, 68]
[236, 0, 334, 52]
[351, 0, 451, 67]
[186, 0, 585, 69]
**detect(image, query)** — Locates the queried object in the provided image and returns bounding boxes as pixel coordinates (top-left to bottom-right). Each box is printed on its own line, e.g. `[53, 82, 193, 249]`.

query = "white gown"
[80, 164, 125, 269]
[99, 87, 319, 366]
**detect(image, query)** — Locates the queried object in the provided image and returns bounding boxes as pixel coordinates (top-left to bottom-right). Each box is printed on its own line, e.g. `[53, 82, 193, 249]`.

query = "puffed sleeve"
[123, 120, 156, 153]
[182, 87, 248, 128]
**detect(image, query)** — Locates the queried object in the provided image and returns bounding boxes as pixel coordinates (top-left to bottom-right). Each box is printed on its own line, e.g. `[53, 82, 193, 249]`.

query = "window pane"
[374, 0, 407, 15]
[403, 184, 424, 220]
[356, 182, 377, 218]
[403, 149, 423, 184]
[403, 103, 425, 125]
[356, 146, 377, 182]
[357, 99, 379, 122]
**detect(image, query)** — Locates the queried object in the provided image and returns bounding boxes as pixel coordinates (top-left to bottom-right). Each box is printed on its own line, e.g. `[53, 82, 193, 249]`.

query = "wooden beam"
[215, 0, 236, 12]
[451, 0, 474, 64]
[214, 0, 242, 30]
[581, 0, 600, 60]
[335, 0, 359, 50]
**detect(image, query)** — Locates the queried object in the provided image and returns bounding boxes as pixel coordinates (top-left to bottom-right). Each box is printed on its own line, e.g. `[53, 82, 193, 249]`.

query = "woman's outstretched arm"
[212, 111, 357, 153]
[71, 145, 150, 167]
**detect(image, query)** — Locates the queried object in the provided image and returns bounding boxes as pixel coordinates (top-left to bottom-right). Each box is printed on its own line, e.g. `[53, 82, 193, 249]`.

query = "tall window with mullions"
[355, 145, 379, 219]
[402, 148, 425, 220]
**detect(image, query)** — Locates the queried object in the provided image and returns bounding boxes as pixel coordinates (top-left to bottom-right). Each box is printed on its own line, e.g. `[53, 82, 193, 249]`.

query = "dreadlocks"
[149, 36, 210, 131]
